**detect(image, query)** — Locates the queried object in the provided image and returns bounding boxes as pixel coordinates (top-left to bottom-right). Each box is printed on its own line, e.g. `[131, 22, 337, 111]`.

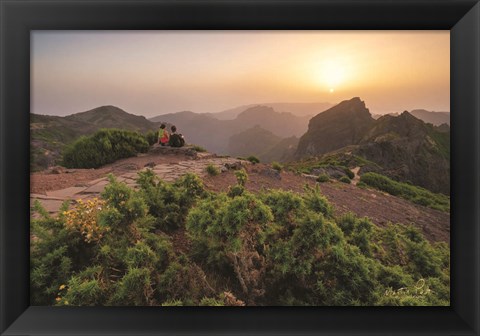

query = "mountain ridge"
[295, 98, 450, 194]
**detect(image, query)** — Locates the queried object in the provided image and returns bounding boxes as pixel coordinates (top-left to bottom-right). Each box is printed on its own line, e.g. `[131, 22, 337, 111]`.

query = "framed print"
[1, 0, 479, 335]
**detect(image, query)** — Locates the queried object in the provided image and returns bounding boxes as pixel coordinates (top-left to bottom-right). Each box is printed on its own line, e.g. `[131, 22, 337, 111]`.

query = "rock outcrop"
[295, 97, 375, 157]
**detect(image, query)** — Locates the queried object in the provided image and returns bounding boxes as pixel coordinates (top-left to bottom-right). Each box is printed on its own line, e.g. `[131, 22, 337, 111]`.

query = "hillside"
[65, 105, 154, 132]
[356, 111, 450, 193]
[294, 98, 450, 194]
[31, 152, 450, 306]
[31, 106, 159, 171]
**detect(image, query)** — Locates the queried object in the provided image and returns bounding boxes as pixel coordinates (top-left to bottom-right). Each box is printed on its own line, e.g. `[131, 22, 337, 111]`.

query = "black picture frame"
[1, 0, 479, 335]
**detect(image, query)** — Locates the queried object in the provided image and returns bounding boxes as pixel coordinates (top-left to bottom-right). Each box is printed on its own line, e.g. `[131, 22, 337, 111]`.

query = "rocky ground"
[30, 146, 450, 243]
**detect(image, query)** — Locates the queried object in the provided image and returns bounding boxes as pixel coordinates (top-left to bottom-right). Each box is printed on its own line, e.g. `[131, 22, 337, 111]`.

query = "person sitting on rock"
[168, 125, 185, 148]
[157, 124, 169, 146]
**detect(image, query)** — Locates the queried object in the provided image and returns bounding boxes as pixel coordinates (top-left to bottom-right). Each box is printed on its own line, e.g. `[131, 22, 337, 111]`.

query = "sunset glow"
[31, 31, 450, 117]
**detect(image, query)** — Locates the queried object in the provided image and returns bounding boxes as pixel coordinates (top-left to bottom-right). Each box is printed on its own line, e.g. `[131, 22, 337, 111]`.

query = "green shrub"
[339, 176, 351, 184]
[271, 161, 283, 172]
[246, 155, 260, 164]
[192, 145, 207, 152]
[144, 130, 158, 146]
[206, 164, 220, 176]
[200, 297, 224, 306]
[31, 167, 450, 307]
[360, 172, 450, 212]
[344, 168, 355, 179]
[303, 184, 333, 218]
[136, 170, 206, 232]
[356, 181, 368, 189]
[316, 174, 330, 183]
[62, 129, 149, 169]
[234, 168, 248, 187]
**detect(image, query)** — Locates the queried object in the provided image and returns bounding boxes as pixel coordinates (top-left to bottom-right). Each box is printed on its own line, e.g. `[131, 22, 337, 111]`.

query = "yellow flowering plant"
[63, 198, 109, 243]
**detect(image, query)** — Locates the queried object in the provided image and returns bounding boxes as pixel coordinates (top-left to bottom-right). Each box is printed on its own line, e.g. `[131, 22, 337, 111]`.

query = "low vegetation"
[31, 170, 449, 306]
[206, 164, 220, 176]
[144, 130, 159, 146]
[339, 176, 351, 184]
[360, 172, 450, 212]
[271, 161, 283, 172]
[62, 129, 150, 169]
[192, 145, 207, 153]
[287, 153, 379, 175]
[246, 156, 260, 164]
[316, 174, 330, 183]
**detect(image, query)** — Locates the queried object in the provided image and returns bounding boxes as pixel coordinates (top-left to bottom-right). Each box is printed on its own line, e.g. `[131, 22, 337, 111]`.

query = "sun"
[314, 59, 349, 92]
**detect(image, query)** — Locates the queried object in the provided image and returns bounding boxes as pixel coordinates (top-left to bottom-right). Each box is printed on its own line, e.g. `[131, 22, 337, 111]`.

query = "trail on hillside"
[30, 149, 449, 244]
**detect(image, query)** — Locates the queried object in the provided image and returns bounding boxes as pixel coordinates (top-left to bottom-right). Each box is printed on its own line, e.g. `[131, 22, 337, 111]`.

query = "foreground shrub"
[136, 170, 206, 232]
[62, 129, 149, 169]
[32, 170, 450, 307]
[339, 176, 351, 184]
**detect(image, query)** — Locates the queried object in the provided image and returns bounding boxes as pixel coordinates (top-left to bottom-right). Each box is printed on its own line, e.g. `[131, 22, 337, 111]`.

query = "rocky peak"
[295, 97, 375, 157]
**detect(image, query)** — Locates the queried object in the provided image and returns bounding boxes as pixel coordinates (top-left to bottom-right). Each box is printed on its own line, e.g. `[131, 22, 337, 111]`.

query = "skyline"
[31, 31, 450, 117]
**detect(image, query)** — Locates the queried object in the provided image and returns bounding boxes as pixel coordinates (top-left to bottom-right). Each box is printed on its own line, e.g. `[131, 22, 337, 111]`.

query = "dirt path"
[351, 166, 361, 185]
[30, 152, 190, 195]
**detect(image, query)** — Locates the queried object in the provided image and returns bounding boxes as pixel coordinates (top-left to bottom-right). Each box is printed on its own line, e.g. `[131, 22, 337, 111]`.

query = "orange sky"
[31, 31, 449, 117]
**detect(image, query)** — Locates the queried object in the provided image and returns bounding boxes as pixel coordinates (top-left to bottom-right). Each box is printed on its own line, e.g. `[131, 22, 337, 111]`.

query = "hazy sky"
[31, 31, 449, 117]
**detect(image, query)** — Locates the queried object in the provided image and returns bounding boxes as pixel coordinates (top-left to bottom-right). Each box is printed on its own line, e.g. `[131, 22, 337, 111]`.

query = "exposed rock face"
[295, 97, 375, 157]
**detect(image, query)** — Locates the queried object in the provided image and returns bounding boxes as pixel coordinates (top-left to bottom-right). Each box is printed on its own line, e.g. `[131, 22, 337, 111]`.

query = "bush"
[339, 176, 351, 184]
[31, 168, 450, 307]
[144, 130, 158, 146]
[360, 172, 450, 212]
[246, 155, 260, 164]
[316, 174, 330, 183]
[206, 164, 220, 176]
[344, 168, 355, 179]
[136, 170, 206, 232]
[271, 162, 283, 172]
[356, 181, 368, 189]
[192, 145, 207, 153]
[62, 129, 149, 169]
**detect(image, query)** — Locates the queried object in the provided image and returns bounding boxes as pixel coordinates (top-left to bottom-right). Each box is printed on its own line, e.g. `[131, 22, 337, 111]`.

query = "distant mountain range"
[372, 109, 450, 126]
[204, 102, 333, 120]
[227, 125, 299, 163]
[150, 105, 310, 155]
[31, 102, 450, 194]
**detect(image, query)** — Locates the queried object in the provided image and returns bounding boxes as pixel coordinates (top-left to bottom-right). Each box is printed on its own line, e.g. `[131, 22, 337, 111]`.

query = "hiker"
[157, 124, 169, 146]
[168, 125, 186, 148]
